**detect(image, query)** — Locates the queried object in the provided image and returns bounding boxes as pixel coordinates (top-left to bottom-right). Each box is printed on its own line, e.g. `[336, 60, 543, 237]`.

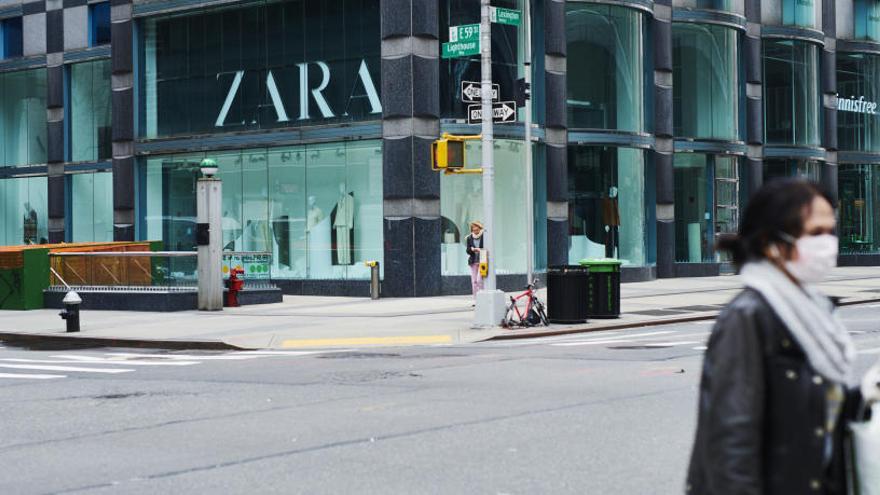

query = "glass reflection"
[0, 176, 48, 245]
[764, 40, 820, 146]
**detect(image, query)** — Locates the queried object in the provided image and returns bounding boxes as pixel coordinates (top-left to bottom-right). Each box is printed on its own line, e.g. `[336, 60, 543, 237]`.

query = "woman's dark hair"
[718, 178, 834, 268]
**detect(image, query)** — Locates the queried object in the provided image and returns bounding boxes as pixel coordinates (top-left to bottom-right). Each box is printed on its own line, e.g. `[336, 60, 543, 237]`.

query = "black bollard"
[59, 291, 82, 333]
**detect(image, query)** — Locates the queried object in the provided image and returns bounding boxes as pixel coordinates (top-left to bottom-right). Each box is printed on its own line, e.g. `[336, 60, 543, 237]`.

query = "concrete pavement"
[1, 267, 880, 349]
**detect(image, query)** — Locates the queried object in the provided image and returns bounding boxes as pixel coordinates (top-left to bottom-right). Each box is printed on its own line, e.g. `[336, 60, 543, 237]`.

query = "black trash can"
[580, 259, 622, 319]
[546, 265, 589, 324]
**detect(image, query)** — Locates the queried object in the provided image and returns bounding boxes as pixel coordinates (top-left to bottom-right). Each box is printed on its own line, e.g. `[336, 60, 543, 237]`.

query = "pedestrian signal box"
[431, 133, 481, 172]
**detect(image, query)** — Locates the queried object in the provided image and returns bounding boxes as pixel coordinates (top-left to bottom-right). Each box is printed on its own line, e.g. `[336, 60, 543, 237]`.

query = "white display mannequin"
[333, 183, 355, 265]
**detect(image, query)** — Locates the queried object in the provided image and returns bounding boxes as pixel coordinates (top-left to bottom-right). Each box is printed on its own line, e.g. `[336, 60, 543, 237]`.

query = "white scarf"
[740, 261, 855, 385]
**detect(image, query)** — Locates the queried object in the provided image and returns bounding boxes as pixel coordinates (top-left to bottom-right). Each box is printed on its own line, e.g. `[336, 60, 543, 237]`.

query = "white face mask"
[783, 233, 839, 284]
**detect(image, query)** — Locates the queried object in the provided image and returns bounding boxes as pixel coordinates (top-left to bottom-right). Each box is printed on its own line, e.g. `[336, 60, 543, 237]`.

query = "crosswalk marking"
[104, 353, 262, 361]
[0, 372, 66, 380]
[0, 363, 134, 374]
[48, 355, 200, 366]
[551, 331, 676, 347]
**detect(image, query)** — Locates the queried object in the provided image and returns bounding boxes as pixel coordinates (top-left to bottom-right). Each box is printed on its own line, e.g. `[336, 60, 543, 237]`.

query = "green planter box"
[0, 248, 50, 310]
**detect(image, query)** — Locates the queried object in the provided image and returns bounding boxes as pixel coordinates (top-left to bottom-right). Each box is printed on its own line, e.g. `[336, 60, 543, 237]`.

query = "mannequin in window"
[306, 196, 324, 231]
[23, 203, 37, 245]
[332, 183, 355, 265]
[602, 186, 620, 258]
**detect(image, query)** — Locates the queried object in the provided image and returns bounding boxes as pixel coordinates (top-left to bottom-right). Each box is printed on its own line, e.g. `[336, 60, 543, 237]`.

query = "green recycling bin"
[579, 258, 622, 319]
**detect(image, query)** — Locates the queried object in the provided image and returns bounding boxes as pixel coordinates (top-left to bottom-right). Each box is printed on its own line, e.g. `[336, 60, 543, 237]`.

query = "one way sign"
[461, 81, 500, 103]
[467, 101, 518, 124]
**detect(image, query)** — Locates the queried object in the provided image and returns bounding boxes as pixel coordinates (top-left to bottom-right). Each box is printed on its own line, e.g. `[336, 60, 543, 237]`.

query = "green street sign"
[490, 7, 521, 26]
[442, 24, 481, 58]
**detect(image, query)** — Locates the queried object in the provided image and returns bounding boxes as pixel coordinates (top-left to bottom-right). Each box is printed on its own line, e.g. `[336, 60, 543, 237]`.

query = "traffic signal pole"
[474, 0, 507, 327]
[523, 0, 534, 287]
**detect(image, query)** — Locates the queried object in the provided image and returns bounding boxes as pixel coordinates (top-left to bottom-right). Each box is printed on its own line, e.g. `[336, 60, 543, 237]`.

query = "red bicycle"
[501, 283, 549, 328]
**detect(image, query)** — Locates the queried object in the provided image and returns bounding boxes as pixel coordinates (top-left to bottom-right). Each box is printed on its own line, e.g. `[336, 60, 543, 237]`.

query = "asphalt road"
[2, 304, 880, 495]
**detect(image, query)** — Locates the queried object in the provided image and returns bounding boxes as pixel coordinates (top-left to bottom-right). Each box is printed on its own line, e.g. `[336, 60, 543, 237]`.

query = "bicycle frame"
[507, 287, 536, 323]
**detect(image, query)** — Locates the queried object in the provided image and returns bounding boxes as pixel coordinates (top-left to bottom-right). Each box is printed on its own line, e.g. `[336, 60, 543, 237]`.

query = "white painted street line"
[0, 363, 134, 374]
[105, 353, 262, 361]
[692, 346, 708, 351]
[0, 372, 66, 380]
[551, 330, 675, 347]
[552, 339, 636, 347]
[638, 341, 701, 347]
[858, 347, 880, 355]
[0, 357, 198, 367]
[237, 350, 351, 356]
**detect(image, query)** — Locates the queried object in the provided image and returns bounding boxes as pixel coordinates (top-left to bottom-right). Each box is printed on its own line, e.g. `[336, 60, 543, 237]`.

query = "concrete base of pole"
[473, 289, 507, 328]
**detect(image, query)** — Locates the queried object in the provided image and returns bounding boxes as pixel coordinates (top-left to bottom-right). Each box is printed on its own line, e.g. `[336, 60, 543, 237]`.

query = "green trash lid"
[578, 258, 622, 272]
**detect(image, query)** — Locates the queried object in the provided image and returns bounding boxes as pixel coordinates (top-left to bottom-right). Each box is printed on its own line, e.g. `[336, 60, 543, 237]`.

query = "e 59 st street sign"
[442, 24, 480, 58]
[467, 101, 517, 124]
[461, 81, 499, 103]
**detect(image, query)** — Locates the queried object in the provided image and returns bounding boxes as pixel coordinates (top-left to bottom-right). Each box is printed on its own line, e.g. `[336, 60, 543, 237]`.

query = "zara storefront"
[4, 0, 880, 296]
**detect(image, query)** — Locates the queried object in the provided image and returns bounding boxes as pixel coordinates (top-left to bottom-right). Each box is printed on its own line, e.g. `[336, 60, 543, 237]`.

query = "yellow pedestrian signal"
[431, 136, 466, 170]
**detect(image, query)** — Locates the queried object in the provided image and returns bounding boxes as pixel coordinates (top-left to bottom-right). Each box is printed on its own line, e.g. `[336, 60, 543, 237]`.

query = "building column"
[822, 0, 838, 203]
[111, 0, 135, 241]
[653, 1, 674, 278]
[744, 0, 764, 197]
[545, 0, 568, 267]
[46, 2, 65, 243]
[380, 0, 441, 297]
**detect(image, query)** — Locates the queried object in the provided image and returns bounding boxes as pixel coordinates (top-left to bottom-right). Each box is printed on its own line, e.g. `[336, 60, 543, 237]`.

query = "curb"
[482, 297, 880, 342]
[0, 332, 244, 351]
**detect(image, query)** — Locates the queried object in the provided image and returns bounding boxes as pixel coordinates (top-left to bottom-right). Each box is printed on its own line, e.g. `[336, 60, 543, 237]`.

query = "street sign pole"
[475, 0, 506, 327]
[524, 0, 534, 287]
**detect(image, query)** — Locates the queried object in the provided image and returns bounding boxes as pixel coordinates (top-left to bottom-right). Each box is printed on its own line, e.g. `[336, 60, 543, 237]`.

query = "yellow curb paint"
[282, 335, 453, 348]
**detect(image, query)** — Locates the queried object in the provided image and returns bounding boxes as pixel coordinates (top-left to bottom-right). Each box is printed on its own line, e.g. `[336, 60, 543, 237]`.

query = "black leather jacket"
[466, 234, 484, 266]
[687, 289, 862, 495]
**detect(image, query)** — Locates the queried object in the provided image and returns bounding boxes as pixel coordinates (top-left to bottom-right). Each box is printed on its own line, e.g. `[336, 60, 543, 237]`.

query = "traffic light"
[515, 78, 531, 107]
[431, 134, 467, 170]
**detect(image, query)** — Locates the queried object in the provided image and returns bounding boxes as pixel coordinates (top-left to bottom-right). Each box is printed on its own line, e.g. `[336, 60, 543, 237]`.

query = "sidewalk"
[2, 267, 880, 349]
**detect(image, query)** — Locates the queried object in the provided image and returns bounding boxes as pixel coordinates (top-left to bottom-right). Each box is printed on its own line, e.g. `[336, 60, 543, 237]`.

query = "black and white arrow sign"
[467, 101, 517, 124]
[461, 81, 500, 103]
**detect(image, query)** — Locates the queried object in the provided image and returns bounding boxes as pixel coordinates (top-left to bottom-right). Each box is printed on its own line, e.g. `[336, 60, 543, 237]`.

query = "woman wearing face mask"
[686, 179, 880, 494]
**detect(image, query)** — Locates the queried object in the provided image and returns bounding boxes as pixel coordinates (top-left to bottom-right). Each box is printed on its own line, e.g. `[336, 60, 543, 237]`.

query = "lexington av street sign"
[467, 101, 518, 124]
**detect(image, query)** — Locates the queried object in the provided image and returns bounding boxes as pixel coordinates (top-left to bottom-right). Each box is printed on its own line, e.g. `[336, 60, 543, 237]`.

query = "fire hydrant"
[225, 267, 245, 307]
[59, 291, 82, 333]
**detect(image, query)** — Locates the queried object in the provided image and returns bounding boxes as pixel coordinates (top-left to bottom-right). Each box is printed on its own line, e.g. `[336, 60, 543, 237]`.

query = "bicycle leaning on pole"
[501, 283, 549, 328]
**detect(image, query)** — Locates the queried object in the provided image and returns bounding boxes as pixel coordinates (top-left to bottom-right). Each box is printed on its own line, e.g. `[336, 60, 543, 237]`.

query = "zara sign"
[214, 60, 382, 127]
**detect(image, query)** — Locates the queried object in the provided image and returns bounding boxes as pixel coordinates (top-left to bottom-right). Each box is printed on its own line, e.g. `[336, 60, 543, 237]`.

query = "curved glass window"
[71, 171, 113, 242]
[839, 164, 880, 254]
[568, 146, 646, 266]
[674, 154, 740, 263]
[70, 59, 112, 162]
[855, 0, 880, 41]
[673, 0, 744, 14]
[673, 23, 739, 140]
[782, 0, 820, 29]
[0, 69, 47, 167]
[566, 3, 645, 132]
[838, 53, 880, 153]
[764, 158, 821, 181]
[764, 40, 820, 146]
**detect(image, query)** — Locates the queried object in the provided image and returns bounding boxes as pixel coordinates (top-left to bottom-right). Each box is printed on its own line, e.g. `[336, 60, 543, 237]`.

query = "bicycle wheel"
[501, 298, 518, 328]
[535, 299, 549, 326]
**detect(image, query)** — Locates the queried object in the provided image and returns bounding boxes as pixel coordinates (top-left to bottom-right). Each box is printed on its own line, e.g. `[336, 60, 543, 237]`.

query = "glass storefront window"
[838, 53, 880, 152]
[0, 69, 47, 167]
[782, 0, 820, 29]
[0, 175, 48, 245]
[840, 164, 880, 254]
[764, 40, 820, 146]
[141, 141, 383, 280]
[567, 146, 646, 266]
[141, 0, 381, 139]
[440, 139, 530, 276]
[673, 0, 744, 14]
[566, 3, 645, 132]
[674, 154, 740, 263]
[440, 0, 523, 119]
[70, 171, 113, 242]
[673, 23, 739, 140]
[764, 158, 821, 181]
[855, 0, 880, 41]
[70, 59, 112, 162]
